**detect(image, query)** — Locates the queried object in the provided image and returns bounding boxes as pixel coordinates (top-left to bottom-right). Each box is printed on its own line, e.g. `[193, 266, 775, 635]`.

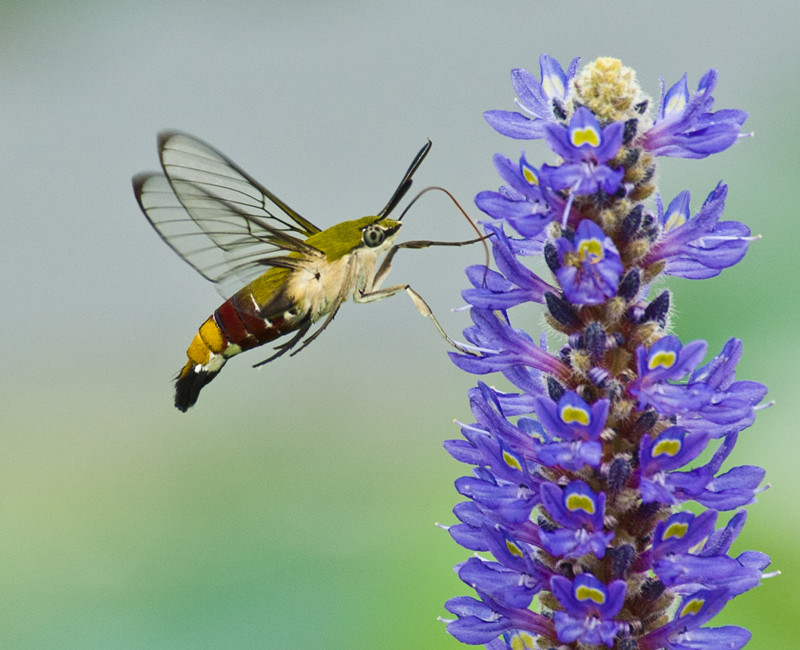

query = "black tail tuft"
[174, 368, 216, 412]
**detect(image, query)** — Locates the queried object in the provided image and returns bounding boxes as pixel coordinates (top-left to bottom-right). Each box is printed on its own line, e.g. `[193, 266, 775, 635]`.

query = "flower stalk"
[442, 56, 772, 649]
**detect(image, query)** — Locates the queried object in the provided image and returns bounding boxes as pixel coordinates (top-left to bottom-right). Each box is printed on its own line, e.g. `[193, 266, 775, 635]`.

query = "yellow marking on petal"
[510, 632, 536, 650]
[578, 238, 604, 263]
[664, 211, 686, 232]
[503, 450, 523, 472]
[575, 585, 606, 604]
[561, 405, 590, 426]
[199, 317, 226, 354]
[653, 438, 681, 457]
[680, 597, 704, 617]
[663, 521, 689, 540]
[506, 539, 524, 558]
[542, 74, 565, 100]
[648, 350, 676, 370]
[522, 165, 539, 185]
[566, 493, 596, 515]
[571, 125, 601, 148]
[666, 92, 687, 116]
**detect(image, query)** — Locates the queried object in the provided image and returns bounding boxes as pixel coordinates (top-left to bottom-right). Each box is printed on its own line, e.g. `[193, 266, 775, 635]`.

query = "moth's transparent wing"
[158, 131, 321, 238]
[133, 173, 322, 299]
[133, 131, 324, 298]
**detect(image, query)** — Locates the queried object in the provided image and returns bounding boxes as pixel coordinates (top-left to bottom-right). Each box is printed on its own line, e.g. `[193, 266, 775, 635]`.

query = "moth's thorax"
[286, 233, 398, 321]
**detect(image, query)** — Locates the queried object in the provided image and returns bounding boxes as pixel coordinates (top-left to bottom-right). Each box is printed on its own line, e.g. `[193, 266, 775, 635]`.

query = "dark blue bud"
[544, 241, 560, 274]
[622, 146, 641, 169]
[641, 212, 659, 241]
[608, 457, 631, 491]
[545, 292, 583, 329]
[644, 290, 670, 326]
[640, 164, 656, 187]
[536, 515, 557, 533]
[641, 578, 665, 602]
[633, 408, 659, 436]
[552, 97, 567, 121]
[611, 543, 636, 578]
[584, 322, 607, 360]
[620, 204, 643, 241]
[546, 376, 566, 402]
[623, 118, 639, 145]
[618, 269, 641, 300]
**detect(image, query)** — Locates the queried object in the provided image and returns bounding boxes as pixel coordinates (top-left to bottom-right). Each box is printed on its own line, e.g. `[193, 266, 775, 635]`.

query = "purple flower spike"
[443, 56, 770, 649]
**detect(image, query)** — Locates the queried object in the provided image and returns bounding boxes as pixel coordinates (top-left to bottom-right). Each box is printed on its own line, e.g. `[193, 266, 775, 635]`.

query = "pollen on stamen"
[573, 57, 648, 124]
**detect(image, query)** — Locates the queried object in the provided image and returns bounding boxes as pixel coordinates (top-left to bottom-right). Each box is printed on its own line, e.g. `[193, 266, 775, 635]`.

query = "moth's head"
[311, 215, 401, 261]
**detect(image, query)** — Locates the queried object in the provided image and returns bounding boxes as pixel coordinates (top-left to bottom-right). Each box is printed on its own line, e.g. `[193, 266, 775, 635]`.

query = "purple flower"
[442, 56, 771, 649]
[475, 154, 557, 238]
[539, 107, 626, 197]
[554, 219, 624, 305]
[462, 224, 555, 310]
[550, 574, 627, 646]
[646, 183, 756, 279]
[638, 588, 752, 649]
[640, 69, 750, 158]
[538, 481, 614, 558]
[484, 54, 580, 140]
[534, 390, 609, 441]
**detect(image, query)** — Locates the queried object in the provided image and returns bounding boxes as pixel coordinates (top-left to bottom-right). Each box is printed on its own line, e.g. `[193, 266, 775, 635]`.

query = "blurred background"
[2, 1, 797, 647]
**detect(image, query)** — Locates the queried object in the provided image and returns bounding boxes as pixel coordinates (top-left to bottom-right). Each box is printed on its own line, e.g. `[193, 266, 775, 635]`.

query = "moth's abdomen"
[174, 282, 305, 412]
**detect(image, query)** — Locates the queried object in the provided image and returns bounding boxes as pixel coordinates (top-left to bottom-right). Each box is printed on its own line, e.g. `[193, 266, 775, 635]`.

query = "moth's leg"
[371, 236, 486, 292]
[356, 282, 476, 356]
[252, 319, 312, 368]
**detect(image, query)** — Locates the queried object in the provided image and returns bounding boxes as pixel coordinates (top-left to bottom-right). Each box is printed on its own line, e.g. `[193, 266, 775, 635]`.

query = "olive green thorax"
[304, 216, 401, 261]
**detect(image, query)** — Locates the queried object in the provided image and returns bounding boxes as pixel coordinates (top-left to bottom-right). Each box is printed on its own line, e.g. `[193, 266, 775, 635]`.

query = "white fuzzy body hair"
[285, 234, 398, 322]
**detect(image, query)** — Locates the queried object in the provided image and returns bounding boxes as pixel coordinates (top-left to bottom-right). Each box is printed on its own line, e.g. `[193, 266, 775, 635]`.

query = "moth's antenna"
[377, 140, 432, 220]
[397, 185, 491, 282]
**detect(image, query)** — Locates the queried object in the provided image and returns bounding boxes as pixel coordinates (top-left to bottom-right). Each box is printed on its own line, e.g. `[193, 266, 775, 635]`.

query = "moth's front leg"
[356, 281, 477, 355]
[370, 236, 486, 294]
[368, 244, 402, 294]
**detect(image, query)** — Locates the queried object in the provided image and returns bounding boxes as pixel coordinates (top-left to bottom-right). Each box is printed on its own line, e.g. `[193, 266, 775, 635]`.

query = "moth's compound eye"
[362, 225, 386, 248]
